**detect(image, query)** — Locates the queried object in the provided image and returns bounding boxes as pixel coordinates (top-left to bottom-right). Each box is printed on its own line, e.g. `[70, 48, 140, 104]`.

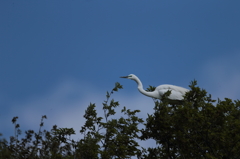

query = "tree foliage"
[140, 81, 240, 158]
[1, 81, 240, 158]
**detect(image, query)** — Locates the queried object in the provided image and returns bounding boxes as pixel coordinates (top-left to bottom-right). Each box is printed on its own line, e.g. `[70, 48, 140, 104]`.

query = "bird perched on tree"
[120, 74, 189, 104]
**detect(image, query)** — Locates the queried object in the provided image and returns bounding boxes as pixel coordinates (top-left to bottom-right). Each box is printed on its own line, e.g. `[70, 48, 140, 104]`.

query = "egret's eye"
[128, 75, 132, 77]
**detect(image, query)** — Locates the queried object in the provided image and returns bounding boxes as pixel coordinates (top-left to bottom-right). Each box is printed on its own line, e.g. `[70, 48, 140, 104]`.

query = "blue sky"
[1, 0, 240, 148]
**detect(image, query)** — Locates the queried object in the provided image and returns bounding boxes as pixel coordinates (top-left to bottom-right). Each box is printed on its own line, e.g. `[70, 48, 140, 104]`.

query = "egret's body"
[120, 74, 189, 104]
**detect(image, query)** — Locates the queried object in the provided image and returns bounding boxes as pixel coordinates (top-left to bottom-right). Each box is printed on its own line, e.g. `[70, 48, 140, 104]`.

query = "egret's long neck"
[133, 77, 159, 99]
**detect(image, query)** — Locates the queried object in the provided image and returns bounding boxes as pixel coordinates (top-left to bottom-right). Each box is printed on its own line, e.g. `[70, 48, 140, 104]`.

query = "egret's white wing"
[157, 84, 189, 100]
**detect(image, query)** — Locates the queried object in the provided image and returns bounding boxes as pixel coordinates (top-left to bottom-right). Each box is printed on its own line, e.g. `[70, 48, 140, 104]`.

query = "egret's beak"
[120, 76, 128, 78]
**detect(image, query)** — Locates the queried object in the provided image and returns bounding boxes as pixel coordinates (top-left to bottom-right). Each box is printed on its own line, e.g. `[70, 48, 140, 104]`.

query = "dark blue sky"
[1, 0, 240, 146]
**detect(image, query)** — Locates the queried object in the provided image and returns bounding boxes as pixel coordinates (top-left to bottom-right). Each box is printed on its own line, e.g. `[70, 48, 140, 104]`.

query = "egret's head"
[120, 74, 136, 80]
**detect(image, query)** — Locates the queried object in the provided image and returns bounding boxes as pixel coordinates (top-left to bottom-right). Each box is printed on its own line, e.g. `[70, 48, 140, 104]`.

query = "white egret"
[120, 74, 189, 104]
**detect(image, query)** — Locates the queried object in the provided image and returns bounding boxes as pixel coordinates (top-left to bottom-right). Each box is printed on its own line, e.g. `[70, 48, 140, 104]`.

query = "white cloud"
[4, 80, 101, 138]
[1, 78, 156, 150]
[4, 52, 240, 153]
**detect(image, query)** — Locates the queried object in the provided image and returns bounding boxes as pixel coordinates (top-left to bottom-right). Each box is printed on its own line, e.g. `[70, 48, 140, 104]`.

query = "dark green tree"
[140, 80, 240, 159]
[77, 82, 144, 159]
[1, 81, 240, 159]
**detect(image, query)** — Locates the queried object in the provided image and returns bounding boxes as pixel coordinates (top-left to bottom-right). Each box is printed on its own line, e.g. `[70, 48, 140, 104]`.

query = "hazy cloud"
[1, 79, 156, 148]
[202, 51, 240, 100]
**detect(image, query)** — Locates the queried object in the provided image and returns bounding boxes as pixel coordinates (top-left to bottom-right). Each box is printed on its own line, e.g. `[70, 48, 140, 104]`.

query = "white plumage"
[120, 74, 189, 104]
